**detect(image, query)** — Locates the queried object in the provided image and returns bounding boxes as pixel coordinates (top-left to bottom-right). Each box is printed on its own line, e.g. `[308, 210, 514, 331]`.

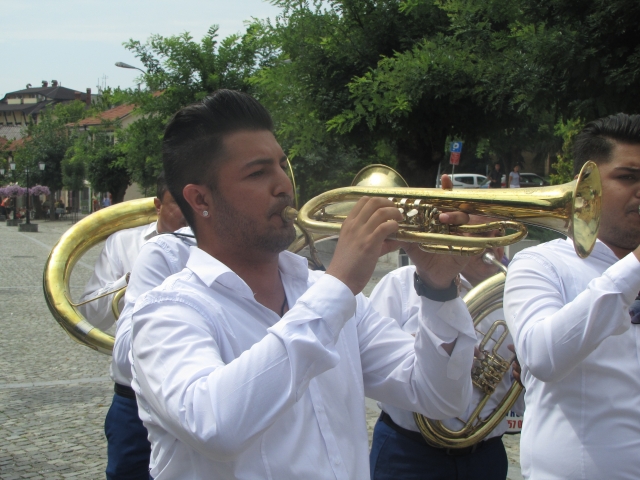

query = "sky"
[0, 0, 282, 95]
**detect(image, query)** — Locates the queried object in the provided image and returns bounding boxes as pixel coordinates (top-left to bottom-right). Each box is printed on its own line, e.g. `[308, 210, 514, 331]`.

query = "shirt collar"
[186, 247, 310, 299]
[143, 221, 159, 241]
[565, 236, 619, 263]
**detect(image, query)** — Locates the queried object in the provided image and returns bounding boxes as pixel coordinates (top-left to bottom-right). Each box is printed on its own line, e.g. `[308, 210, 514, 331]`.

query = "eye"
[618, 174, 637, 181]
[248, 169, 265, 178]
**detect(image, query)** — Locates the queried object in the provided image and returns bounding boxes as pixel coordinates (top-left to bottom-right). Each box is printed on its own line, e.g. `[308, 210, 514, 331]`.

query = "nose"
[274, 162, 294, 199]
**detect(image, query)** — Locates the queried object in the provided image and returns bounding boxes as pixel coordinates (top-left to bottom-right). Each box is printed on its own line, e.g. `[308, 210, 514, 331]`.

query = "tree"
[254, 0, 640, 189]
[13, 101, 86, 192]
[64, 124, 131, 204]
[12, 101, 86, 217]
[550, 118, 584, 185]
[118, 24, 276, 191]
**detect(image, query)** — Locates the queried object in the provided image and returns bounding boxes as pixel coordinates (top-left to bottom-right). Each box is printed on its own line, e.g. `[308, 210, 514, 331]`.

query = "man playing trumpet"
[128, 90, 479, 479]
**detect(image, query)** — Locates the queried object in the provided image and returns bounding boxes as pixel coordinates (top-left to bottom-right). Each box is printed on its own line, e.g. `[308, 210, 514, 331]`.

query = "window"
[457, 176, 474, 185]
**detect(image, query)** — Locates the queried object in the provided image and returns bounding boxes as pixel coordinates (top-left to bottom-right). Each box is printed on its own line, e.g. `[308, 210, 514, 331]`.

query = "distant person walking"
[509, 165, 521, 188]
[489, 163, 502, 188]
[102, 194, 112, 208]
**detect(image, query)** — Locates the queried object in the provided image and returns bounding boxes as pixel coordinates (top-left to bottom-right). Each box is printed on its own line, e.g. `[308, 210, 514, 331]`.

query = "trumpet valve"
[471, 350, 511, 396]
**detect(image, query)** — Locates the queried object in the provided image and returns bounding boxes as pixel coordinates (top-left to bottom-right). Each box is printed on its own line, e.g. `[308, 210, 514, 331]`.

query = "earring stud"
[203, 210, 209, 217]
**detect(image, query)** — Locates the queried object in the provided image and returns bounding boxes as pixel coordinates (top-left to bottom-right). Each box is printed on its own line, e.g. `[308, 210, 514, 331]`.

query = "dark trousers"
[105, 392, 152, 480]
[370, 417, 508, 480]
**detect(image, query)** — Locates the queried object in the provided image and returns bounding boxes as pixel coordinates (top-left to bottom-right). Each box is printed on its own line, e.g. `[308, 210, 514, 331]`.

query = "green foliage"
[254, 0, 640, 191]
[117, 25, 275, 191]
[550, 118, 584, 185]
[13, 101, 87, 191]
[64, 124, 131, 203]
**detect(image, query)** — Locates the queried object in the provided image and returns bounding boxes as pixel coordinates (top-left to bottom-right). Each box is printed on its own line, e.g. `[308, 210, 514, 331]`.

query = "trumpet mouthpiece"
[281, 206, 298, 223]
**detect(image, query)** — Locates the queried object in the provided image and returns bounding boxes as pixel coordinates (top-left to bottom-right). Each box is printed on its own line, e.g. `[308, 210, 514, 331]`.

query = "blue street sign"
[450, 141, 463, 153]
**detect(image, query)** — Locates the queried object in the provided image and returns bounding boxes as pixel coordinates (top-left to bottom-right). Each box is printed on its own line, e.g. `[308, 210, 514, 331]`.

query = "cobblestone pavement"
[0, 220, 522, 479]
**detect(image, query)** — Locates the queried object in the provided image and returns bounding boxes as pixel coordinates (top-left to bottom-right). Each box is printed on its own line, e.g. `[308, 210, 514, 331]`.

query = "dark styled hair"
[162, 90, 274, 231]
[156, 171, 168, 200]
[573, 113, 640, 175]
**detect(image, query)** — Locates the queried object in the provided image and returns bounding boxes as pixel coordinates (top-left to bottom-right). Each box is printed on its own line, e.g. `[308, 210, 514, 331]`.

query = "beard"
[600, 226, 640, 252]
[212, 192, 296, 253]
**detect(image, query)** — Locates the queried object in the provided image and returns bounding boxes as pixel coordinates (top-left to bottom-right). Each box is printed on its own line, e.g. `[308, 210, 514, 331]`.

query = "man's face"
[461, 216, 505, 286]
[597, 142, 640, 253]
[495, 164, 500, 171]
[210, 130, 295, 253]
[155, 191, 187, 233]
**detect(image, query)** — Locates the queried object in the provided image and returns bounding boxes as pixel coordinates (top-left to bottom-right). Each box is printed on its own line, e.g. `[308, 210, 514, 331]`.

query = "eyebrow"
[612, 166, 640, 172]
[242, 156, 288, 170]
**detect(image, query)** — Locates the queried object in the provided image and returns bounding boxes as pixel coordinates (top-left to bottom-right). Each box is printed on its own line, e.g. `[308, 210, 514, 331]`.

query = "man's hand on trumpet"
[389, 174, 472, 290]
[326, 174, 471, 296]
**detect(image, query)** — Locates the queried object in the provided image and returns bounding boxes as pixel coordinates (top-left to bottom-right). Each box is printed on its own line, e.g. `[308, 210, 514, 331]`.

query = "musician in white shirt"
[79, 175, 186, 480]
[369, 218, 523, 480]
[504, 113, 640, 480]
[129, 90, 479, 479]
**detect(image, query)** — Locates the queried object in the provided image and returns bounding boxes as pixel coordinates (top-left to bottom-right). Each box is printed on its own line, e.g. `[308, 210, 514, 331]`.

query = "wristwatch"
[414, 272, 459, 302]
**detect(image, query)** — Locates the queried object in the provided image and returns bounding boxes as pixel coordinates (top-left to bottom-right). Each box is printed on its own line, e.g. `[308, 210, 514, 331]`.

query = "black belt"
[379, 411, 502, 457]
[114, 383, 136, 399]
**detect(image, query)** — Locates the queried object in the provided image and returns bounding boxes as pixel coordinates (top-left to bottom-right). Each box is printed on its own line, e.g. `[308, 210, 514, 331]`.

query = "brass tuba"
[413, 255, 523, 448]
[43, 198, 157, 354]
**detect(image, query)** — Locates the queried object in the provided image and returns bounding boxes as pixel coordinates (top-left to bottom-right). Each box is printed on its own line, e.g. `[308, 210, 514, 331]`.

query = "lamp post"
[115, 62, 146, 90]
[9, 155, 17, 222]
[23, 161, 46, 225]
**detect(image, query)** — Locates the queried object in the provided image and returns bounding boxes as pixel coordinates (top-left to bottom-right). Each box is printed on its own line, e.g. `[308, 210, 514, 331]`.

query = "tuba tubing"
[414, 270, 524, 448]
[43, 198, 157, 354]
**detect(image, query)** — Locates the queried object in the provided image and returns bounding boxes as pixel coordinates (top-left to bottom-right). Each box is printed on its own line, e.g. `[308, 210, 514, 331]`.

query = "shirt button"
[333, 458, 341, 465]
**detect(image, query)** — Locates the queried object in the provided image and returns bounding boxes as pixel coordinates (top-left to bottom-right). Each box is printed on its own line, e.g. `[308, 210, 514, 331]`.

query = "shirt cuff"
[273, 273, 357, 342]
[419, 296, 477, 379]
[604, 252, 640, 304]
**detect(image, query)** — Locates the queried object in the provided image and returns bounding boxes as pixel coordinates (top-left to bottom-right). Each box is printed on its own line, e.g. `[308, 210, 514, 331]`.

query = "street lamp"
[115, 62, 146, 90]
[115, 61, 146, 74]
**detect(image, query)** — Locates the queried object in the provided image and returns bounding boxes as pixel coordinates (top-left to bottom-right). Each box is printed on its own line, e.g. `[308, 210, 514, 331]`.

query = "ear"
[183, 184, 212, 219]
[153, 197, 162, 216]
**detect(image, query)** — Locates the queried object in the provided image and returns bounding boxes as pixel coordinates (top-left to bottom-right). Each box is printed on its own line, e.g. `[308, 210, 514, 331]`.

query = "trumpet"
[283, 161, 601, 258]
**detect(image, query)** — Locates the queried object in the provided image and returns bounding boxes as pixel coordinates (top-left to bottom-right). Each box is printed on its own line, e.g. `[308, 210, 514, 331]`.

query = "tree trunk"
[395, 130, 447, 188]
[111, 183, 129, 204]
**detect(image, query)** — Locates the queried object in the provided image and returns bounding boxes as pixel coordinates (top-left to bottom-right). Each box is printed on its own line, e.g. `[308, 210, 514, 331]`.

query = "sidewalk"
[0, 219, 111, 479]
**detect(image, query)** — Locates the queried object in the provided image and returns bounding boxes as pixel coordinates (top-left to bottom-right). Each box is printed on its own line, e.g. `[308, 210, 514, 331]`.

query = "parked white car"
[436, 173, 487, 189]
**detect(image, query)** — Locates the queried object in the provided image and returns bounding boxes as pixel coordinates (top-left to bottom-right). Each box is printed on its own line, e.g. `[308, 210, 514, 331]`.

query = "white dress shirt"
[504, 238, 640, 480]
[78, 222, 158, 332]
[111, 227, 196, 386]
[130, 248, 478, 480]
[370, 266, 522, 440]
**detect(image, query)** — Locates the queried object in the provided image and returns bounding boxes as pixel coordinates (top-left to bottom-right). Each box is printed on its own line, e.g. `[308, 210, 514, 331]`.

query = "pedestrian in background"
[489, 163, 502, 188]
[509, 165, 521, 188]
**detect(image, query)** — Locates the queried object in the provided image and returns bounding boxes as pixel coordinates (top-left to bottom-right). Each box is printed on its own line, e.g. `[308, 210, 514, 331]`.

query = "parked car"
[436, 173, 487, 189]
[480, 173, 549, 188]
[519, 173, 549, 187]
